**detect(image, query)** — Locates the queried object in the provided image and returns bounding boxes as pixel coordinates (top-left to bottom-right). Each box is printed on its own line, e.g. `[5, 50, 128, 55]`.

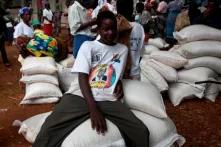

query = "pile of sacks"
[19, 54, 76, 104]
[16, 51, 186, 146]
[13, 80, 185, 147]
[141, 37, 187, 92]
[141, 24, 221, 106]
[19, 56, 62, 104]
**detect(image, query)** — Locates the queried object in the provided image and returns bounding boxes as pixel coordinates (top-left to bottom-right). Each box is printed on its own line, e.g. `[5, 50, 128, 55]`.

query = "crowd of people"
[134, 0, 221, 43]
[0, 0, 221, 146]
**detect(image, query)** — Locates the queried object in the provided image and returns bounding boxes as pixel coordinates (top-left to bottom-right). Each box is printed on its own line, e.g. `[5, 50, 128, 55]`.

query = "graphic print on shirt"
[89, 53, 121, 89]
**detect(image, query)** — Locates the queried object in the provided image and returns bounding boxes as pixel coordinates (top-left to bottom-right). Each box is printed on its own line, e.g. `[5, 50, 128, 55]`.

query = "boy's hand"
[89, 107, 107, 135]
[114, 80, 124, 100]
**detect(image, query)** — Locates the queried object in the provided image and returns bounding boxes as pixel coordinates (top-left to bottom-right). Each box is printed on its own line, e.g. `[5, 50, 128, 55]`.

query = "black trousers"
[0, 37, 9, 63]
[33, 94, 149, 147]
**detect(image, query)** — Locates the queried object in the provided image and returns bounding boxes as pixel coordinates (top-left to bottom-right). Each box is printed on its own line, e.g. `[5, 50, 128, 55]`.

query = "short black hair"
[116, 0, 134, 21]
[136, 2, 144, 13]
[96, 10, 117, 28]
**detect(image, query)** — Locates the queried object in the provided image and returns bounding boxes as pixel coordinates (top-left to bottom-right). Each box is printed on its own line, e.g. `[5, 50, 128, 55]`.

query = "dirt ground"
[0, 42, 221, 147]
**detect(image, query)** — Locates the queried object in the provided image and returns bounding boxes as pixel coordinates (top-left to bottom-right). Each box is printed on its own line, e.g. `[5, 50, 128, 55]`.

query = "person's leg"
[33, 94, 90, 147]
[73, 34, 95, 58]
[49, 23, 53, 36]
[43, 24, 53, 36]
[73, 34, 86, 58]
[98, 101, 149, 147]
[0, 37, 10, 65]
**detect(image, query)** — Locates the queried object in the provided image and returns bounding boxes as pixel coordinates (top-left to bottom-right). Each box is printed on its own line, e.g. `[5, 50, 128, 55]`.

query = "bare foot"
[4, 62, 11, 67]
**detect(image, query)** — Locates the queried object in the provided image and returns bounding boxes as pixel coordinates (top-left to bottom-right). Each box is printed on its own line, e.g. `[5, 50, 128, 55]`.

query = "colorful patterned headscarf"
[19, 7, 31, 16]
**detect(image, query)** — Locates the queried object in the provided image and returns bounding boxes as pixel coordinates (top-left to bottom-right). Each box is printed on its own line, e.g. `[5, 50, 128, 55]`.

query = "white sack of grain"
[122, 79, 167, 118]
[168, 82, 205, 106]
[14, 111, 185, 147]
[150, 51, 188, 69]
[174, 41, 221, 59]
[184, 57, 221, 75]
[20, 57, 57, 75]
[148, 38, 169, 48]
[140, 61, 168, 91]
[173, 25, 221, 43]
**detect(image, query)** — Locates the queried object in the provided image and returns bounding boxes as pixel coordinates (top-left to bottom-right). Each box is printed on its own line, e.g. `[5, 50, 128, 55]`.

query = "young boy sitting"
[33, 10, 149, 147]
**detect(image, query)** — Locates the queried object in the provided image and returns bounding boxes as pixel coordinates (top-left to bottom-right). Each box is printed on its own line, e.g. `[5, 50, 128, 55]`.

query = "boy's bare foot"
[4, 62, 11, 67]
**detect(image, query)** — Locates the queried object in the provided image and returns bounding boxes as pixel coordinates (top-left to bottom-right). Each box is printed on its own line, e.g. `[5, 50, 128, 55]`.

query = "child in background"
[33, 10, 149, 147]
[117, 0, 145, 80]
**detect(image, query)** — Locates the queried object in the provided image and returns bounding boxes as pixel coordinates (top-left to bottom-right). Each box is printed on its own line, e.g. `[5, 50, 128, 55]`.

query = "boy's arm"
[43, 16, 53, 23]
[76, 18, 97, 33]
[113, 80, 124, 100]
[78, 72, 107, 134]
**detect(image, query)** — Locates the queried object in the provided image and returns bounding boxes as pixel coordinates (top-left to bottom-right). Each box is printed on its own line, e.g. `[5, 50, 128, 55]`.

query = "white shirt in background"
[43, 8, 53, 24]
[92, 2, 116, 18]
[68, 1, 93, 36]
[13, 21, 34, 39]
[69, 40, 128, 101]
[129, 22, 145, 79]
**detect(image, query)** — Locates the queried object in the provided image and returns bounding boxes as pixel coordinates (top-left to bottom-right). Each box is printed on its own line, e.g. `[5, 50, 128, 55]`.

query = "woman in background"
[43, 3, 53, 36]
[14, 7, 33, 57]
[165, 0, 183, 44]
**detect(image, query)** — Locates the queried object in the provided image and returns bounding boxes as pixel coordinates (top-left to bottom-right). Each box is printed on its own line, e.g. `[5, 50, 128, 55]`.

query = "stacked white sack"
[140, 59, 177, 91]
[173, 24, 221, 44]
[143, 45, 160, 55]
[13, 80, 185, 147]
[140, 58, 168, 91]
[20, 57, 62, 104]
[143, 38, 168, 55]
[174, 41, 221, 59]
[204, 78, 219, 102]
[149, 51, 188, 69]
[148, 38, 169, 49]
[56, 63, 77, 93]
[58, 54, 75, 68]
[169, 25, 221, 105]
[169, 67, 218, 106]
[140, 51, 187, 91]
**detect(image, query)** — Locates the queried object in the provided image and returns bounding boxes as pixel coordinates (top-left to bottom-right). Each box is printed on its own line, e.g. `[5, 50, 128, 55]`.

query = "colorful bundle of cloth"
[26, 30, 58, 57]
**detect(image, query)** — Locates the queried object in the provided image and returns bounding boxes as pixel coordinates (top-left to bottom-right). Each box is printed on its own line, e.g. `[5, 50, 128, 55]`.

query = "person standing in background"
[0, 7, 10, 67]
[4, 9, 14, 46]
[135, 1, 144, 23]
[165, 0, 183, 44]
[53, 0, 63, 36]
[117, 0, 145, 80]
[14, 7, 34, 58]
[68, 0, 97, 58]
[43, 3, 53, 36]
[37, 0, 43, 23]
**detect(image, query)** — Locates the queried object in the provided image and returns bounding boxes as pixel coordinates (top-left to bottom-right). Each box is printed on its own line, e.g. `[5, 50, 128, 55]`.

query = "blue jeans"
[72, 34, 95, 58]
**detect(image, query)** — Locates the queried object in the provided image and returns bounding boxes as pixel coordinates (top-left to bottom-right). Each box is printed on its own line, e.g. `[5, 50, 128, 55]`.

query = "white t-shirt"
[70, 40, 128, 101]
[129, 22, 145, 77]
[92, 3, 116, 18]
[68, 1, 94, 36]
[43, 8, 53, 24]
[13, 21, 34, 39]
